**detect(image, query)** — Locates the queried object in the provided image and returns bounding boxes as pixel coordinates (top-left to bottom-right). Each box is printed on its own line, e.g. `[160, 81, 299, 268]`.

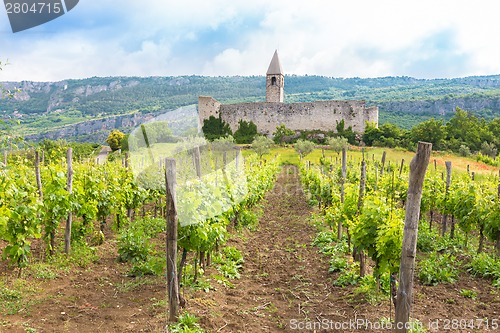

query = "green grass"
[0, 278, 40, 315]
[248, 145, 500, 177]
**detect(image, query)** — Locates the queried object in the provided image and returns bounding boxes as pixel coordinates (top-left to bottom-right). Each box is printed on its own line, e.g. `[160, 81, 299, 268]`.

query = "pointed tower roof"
[266, 50, 284, 75]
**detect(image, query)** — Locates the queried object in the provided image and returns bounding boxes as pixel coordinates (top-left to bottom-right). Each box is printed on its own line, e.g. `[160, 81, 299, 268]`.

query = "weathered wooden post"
[35, 151, 43, 199]
[497, 184, 500, 256]
[356, 149, 367, 277]
[64, 148, 74, 254]
[338, 147, 347, 240]
[395, 142, 432, 333]
[193, 147, 202, 178]
[441, 161, 452, 236]
[380, 151, 387, 176]
[165, 158, 179, 323]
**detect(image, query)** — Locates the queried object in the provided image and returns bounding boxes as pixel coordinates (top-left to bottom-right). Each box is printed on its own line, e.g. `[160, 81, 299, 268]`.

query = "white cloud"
[2, 0, 500, 81]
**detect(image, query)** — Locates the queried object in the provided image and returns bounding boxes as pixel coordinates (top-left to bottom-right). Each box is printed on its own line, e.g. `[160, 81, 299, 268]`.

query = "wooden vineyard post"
[165, 158, 179, 323]
[497, 183, 500, 256]
[441, 161, 452, 237]
[3, 151, 6, 166]
[357, 149, 367, 277]
[64, 148, 73, 254]
[192, 147, 205, 271]
[35, 151, 43, 199]
[338, 147, 347, 240]
[395, 142, 432, 333]
[381, 151, 387, 176]
[399, 159, 405, 176]
[193, 146, 202, 178]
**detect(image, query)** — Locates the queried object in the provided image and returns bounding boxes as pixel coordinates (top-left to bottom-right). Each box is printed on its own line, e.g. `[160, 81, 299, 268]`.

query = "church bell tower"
[266, 50, 284, 103]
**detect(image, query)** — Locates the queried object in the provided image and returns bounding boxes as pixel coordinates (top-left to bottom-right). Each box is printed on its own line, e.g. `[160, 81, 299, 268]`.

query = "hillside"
[2, 75, 500, 142]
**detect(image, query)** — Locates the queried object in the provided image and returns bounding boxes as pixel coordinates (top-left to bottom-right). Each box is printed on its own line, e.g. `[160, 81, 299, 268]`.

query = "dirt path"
[194, 165, 348, 332]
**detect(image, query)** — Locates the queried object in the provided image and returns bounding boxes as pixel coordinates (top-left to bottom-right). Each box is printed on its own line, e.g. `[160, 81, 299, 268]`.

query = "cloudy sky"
[1, 0, 500, 82]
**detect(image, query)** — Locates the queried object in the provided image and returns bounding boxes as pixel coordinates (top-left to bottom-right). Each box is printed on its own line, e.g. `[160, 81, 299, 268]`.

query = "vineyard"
[0, 144, 499, 332]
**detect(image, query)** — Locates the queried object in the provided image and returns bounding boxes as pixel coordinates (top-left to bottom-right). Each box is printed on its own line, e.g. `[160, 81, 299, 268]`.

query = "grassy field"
[250, 145, 500, 178]
[129, 141, 499, 179]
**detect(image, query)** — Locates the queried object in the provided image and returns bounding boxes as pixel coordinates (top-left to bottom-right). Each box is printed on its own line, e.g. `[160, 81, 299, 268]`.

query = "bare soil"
[1, 165, 499, 333]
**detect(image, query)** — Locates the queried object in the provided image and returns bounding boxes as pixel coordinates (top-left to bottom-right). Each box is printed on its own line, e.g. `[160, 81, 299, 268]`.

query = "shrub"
[129, 256, 165, 277]
[273, 124, 295, 144]
[334, 268, 360, 287]
[252, 135, 273, 158]
[458, 144, 471, 157]
[329, 257, 348, 273]
[169, 312, 205, 333]
[234, 120, 257, 144]
[236, 209, 259, 230]
[294, 139, 315, 159]
[117, 217, 165, 263]
[202, 116, 232, 141]
[417, 225, 438, 253]
[118, 228, 152, 263]
[467, 253, 500, 282]
[418, 254, 458, 285]
[459, 289, 478, 299]
[327, 136, 349, 154]
[481, 141, 497, 158]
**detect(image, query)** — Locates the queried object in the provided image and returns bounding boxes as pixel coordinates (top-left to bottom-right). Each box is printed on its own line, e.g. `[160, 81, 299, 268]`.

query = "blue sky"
[1, 0, 500, 81]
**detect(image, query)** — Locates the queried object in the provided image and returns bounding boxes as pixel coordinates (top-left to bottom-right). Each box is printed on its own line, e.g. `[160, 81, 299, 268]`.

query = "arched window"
[271, 76, 276, 86]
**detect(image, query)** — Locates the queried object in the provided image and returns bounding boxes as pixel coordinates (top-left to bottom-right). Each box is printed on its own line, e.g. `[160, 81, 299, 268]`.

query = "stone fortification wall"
[218, 100, 378, 135]
[198, 96, 221, 121]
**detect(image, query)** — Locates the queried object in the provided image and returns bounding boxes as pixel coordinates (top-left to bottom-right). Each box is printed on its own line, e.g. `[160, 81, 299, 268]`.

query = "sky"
[1, 0, 500, 82]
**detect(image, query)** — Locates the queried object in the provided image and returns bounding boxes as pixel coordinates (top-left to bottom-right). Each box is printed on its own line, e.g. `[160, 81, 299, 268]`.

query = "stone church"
[198, 50, 378, 136]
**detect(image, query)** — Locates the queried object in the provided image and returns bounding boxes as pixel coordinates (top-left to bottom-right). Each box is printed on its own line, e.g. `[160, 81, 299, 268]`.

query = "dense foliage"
[233, 120, 257, 144]
[201, 116, 232, 141]
[363, 108, 499, 161]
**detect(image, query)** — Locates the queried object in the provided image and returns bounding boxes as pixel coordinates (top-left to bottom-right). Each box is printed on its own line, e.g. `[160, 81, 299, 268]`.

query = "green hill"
[1, 75, 500, 141]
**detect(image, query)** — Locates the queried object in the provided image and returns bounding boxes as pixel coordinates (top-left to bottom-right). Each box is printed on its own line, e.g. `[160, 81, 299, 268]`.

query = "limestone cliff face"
[377, 96, 500, 116]
[25, 113, 155, 142]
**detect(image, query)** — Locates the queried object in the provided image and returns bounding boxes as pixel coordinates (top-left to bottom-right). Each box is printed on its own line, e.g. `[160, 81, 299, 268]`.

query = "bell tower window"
[271, 76, 276, 86]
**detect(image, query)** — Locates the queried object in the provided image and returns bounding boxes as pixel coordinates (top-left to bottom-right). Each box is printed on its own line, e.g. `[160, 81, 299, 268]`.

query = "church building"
[198, 51, 378, 136]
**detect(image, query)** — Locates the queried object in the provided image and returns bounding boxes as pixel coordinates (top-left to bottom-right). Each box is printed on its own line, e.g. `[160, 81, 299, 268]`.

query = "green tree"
[294, 139, 315, 159]
[327, 136, 349, 154]
[458, 144, 471, 157]
[362, 122, 382, 146]
[252, 135, 273, 158]
[445, 108, 491, 152]
[202, 116, 232, 141]
[141, 121, 173, 144]
[121, 134, 130, 151]
[273, 124, 295, 144]
[336, 120, 356, 145]
[234, 120, 258, 144]
[106, 129, 125, 151]
[211, 135, 235, 152]
[410, 118, 446, 150]
[488, 118, 500, 148]
[481, 141, 497, 158]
